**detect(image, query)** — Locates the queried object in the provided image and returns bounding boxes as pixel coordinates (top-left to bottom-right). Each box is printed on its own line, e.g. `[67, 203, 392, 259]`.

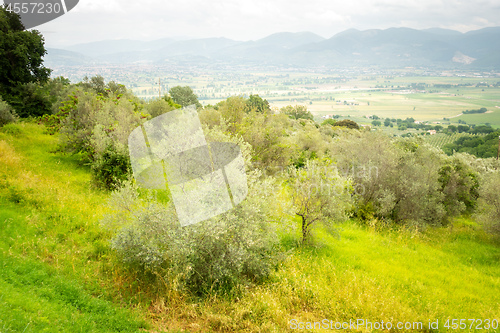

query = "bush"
[38, 93, 78, 135]
[438, 155, 479, 216]
[475, 171, 500, 238]
[0, 98, 17, 126]
[103, 174, 285, 295]
[9, 82, 52, 118]
[143, 99, 175, 118]
[330, 132, 456, 226]
[59, 90, 143, 189]
[281, 105, 313, 120]
[91, 146, 132, 190]
[334, 119, 360, 129]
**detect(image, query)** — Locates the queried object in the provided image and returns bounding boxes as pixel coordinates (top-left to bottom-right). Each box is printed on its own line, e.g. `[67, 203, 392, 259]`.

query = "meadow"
[0, 122, 499, 332]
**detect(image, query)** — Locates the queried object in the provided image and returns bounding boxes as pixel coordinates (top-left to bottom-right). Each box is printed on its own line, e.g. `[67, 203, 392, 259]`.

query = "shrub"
[438, 155, 479, 216]
[281, 105, 313, 120]
[103, 173, 285, 295]
[59, 90, 143, 189]
[38, 93, 78, 135]
[0, 98, 17, 126]
[330, 132, 453, 227]
[9, 82, 52, 118]
[91, 146, 132, 190]
[143, 99, 175, 118]
[475, 171, 500, 238]
[333, 119, 360, 130]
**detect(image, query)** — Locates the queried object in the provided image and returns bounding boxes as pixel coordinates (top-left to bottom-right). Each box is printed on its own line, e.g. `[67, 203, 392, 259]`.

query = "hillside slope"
[0, 122, 499, 332]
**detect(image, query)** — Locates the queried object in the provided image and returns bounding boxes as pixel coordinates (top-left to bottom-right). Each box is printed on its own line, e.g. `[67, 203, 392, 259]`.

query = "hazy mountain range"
[45, 27, 500, 69]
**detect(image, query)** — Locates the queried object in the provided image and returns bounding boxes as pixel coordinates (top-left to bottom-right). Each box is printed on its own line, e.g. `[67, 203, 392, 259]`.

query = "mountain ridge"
[46, 27, 500, 69]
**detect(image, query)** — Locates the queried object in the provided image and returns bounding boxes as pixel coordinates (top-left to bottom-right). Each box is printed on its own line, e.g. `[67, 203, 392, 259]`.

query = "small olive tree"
[103, 173, 284, 295]
[286, 159, 353, 243]
[103, 125, 286, 295]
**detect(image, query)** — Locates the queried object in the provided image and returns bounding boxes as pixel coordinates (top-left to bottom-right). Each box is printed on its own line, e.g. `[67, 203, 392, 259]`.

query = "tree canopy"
[333, 119, 360, 129]
[281, 105, 313, 120]
[246, 94, 270, 113]
[168, 86, 201, 108]
[0, 5, 51, 116]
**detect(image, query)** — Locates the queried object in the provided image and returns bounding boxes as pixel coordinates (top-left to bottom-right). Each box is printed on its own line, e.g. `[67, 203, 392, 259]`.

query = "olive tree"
[168, 86, 201, 108]
[281, 105, 313, 120]
[102, 126, 285, 294]
[286, 159, 352, 243]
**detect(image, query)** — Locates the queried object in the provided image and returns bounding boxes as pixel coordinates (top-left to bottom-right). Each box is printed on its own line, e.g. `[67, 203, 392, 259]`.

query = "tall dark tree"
[0, 5, 51, 116]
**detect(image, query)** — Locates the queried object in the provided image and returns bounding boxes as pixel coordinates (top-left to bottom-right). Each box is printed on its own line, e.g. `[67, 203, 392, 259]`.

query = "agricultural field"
[129, 71, 500, 128]
[424, 133, 481, 148]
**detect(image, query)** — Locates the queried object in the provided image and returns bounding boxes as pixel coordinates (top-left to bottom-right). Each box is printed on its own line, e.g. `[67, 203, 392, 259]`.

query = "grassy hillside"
[0, 123, 150, 332]
[0, 122, 499, 332]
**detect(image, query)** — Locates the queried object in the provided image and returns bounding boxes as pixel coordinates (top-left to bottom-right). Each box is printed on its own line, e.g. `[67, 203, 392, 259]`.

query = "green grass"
[0, 123, 149, 332]
[456, 110, 500, 127]
[1, 122, 499, 332]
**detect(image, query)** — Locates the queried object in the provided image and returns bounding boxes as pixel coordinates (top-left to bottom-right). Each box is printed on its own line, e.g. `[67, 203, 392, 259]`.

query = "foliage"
[442, 131, 500, 158]
[103, 174, 284, 295]
[281, 105, 313, 120]
[438, 155, 480, 216]
[463, 107, 487, 114]
[329, 132, 476, 226]
[286, 159, 352, 243]
[78, 75, 129, 98]
[144, 98, 176, 118]
[333, 119, 360, 129]
[2, 109, 500, 332]
[38, 93, 78, 134]
[321, 118, 337, 126]
[475, 171, 500, 238]
[239, 112, 295, 173]
[0, 6, 51, 116]
[168, 85, 201, 107]
[8, 82, 52, 117]
[0, 96, 17, 126]
[246, 94, 270, 113]
[59, 89, 143, 189]
[215, 96, 247, 134]
[91, 146, 132, 190]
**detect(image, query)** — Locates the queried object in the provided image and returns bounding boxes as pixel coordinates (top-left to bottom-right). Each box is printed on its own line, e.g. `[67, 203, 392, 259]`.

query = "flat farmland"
[129, 71, 500, 127]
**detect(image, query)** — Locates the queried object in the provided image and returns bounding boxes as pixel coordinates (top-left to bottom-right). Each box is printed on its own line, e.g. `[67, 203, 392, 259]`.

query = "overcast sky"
[3, 0, 500, 47]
